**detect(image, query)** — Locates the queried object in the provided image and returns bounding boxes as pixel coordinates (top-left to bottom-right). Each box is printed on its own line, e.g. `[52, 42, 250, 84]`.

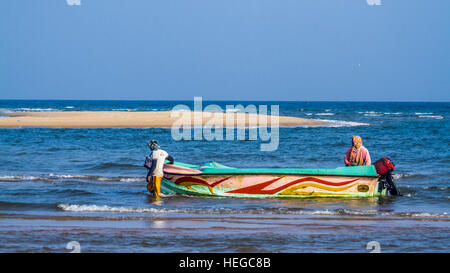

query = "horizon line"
[0, 99, 449, 103]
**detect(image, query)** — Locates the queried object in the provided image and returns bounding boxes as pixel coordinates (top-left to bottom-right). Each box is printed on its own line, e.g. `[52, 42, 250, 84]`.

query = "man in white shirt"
[144, 140, 174, 198]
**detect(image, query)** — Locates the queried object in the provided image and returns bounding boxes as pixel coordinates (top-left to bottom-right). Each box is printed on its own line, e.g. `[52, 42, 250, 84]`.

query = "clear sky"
[0, 0, 449, 101]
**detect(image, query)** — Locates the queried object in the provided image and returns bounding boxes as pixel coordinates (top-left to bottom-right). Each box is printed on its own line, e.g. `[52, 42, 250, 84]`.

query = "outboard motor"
[374, 157, 401, 196]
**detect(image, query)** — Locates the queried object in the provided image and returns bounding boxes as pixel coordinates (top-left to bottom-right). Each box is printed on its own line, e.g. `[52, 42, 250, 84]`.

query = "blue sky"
[0, 0, 449, 101]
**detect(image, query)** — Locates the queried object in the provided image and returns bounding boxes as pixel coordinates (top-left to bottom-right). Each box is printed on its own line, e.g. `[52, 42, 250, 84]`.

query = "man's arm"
[147, 159, 157, 174]
[344, 148, 351, 166]
[364, 149, 372, 165]
[167, 154, 174, 164]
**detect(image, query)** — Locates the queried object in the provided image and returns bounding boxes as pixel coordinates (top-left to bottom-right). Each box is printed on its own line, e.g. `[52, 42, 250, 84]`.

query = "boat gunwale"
[165, 161, 380, 178]
[163, 172, 380, 178]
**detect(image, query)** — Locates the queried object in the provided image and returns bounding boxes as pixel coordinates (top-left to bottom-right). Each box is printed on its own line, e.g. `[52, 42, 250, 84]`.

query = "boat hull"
[162, 173, 384, 198]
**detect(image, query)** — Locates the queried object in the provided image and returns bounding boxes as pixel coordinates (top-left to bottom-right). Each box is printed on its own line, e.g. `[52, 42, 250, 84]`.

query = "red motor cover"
[374, 157, 395, 175]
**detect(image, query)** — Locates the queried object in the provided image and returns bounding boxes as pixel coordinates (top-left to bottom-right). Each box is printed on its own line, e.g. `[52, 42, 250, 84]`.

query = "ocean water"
[0, 100, 448, 253]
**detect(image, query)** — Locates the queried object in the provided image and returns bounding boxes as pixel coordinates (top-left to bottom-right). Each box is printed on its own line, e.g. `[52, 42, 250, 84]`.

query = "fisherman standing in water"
[344, 135, 371, 166]
[144, 140, 174, 198]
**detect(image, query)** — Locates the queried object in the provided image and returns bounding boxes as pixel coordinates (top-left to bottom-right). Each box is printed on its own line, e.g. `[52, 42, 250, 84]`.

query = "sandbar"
[0, 111, 325, 128]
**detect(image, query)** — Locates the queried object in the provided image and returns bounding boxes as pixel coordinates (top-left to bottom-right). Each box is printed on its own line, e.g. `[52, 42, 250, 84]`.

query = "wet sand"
[0, 111, 325, 128]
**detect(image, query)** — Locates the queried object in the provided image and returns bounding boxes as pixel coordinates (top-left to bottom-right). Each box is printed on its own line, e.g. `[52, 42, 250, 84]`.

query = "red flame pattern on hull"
[227, 177, 359, 194]
[174, 176, 232, 187]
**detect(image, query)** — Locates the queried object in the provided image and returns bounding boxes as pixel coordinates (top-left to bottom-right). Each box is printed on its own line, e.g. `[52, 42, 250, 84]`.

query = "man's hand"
[144, 156, 152, 170]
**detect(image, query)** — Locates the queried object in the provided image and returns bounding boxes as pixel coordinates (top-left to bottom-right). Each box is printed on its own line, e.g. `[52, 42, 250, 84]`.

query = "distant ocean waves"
[350, 111, 445, 119]
[0, 174, 145, 183]
[0, 108, 59, 112]
[0, 171, 432, 184]
[0, 107, 171, 112]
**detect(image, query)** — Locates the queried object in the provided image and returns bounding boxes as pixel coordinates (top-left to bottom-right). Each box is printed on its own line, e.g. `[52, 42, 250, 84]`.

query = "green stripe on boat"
[166, 160, 378, 177]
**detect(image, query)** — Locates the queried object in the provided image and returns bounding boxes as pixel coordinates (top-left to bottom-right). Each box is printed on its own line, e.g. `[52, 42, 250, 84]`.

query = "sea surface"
[0, 100, 448, 252]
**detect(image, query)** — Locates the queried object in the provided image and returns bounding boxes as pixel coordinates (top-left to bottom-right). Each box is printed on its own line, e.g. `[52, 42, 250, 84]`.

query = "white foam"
[56, 204, 450, 218]
[315, 113, 335, 116]
[418, 115, 443, 119]
[0, 173, 146, 183]
[311, 210, 335, 215]
[16, 108, 58, 112]
[314, 119, 370, 127]
[57, 204, 169, 213]
[225, 109, 241, 113]
[415, 112, 433, 115]
[0, 175, 40, 181]
[119, 178, 145, 182]
[358, 111, 380, 114]
[392, 173, 414, 180]
[358, 111, 383, 117]
[57, 204, 307, 215]
[48, 173, 88, 179]
[312, 209, 375, 216]
[408, 212, 448, 218]
[97, 177, 121, 182]
[364, 114, 382, 117]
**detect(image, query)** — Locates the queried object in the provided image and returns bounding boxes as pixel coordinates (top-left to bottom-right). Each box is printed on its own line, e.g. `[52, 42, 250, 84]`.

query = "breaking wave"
[56, 204, 449, 218]
[0, 175, 41, 182]
[392, 173, 428, 180]
[314, 113, 335, 116]
[58, 204, 166, 213]
[418, 115, 444, 119]
[314, 119, 370, 127]
[15, 108, 58, 112]
[364, 113, 383, 117]
[0, 174, 145, 183]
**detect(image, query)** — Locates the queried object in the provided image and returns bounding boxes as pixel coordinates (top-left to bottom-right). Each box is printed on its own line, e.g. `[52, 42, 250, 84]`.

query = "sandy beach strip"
[0, 111, 325, 128]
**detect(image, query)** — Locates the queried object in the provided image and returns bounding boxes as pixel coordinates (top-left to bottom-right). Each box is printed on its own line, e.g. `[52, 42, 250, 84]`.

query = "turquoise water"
[0, 100, 448, 252]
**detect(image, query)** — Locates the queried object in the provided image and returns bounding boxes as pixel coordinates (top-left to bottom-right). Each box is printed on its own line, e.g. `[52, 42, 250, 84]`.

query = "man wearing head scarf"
[144, 140, 174, 199]
[344, 135, 371, 166]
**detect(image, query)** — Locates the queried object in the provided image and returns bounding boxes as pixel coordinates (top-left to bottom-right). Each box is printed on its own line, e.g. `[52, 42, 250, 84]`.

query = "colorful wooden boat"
[161, 161, 389, 198]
